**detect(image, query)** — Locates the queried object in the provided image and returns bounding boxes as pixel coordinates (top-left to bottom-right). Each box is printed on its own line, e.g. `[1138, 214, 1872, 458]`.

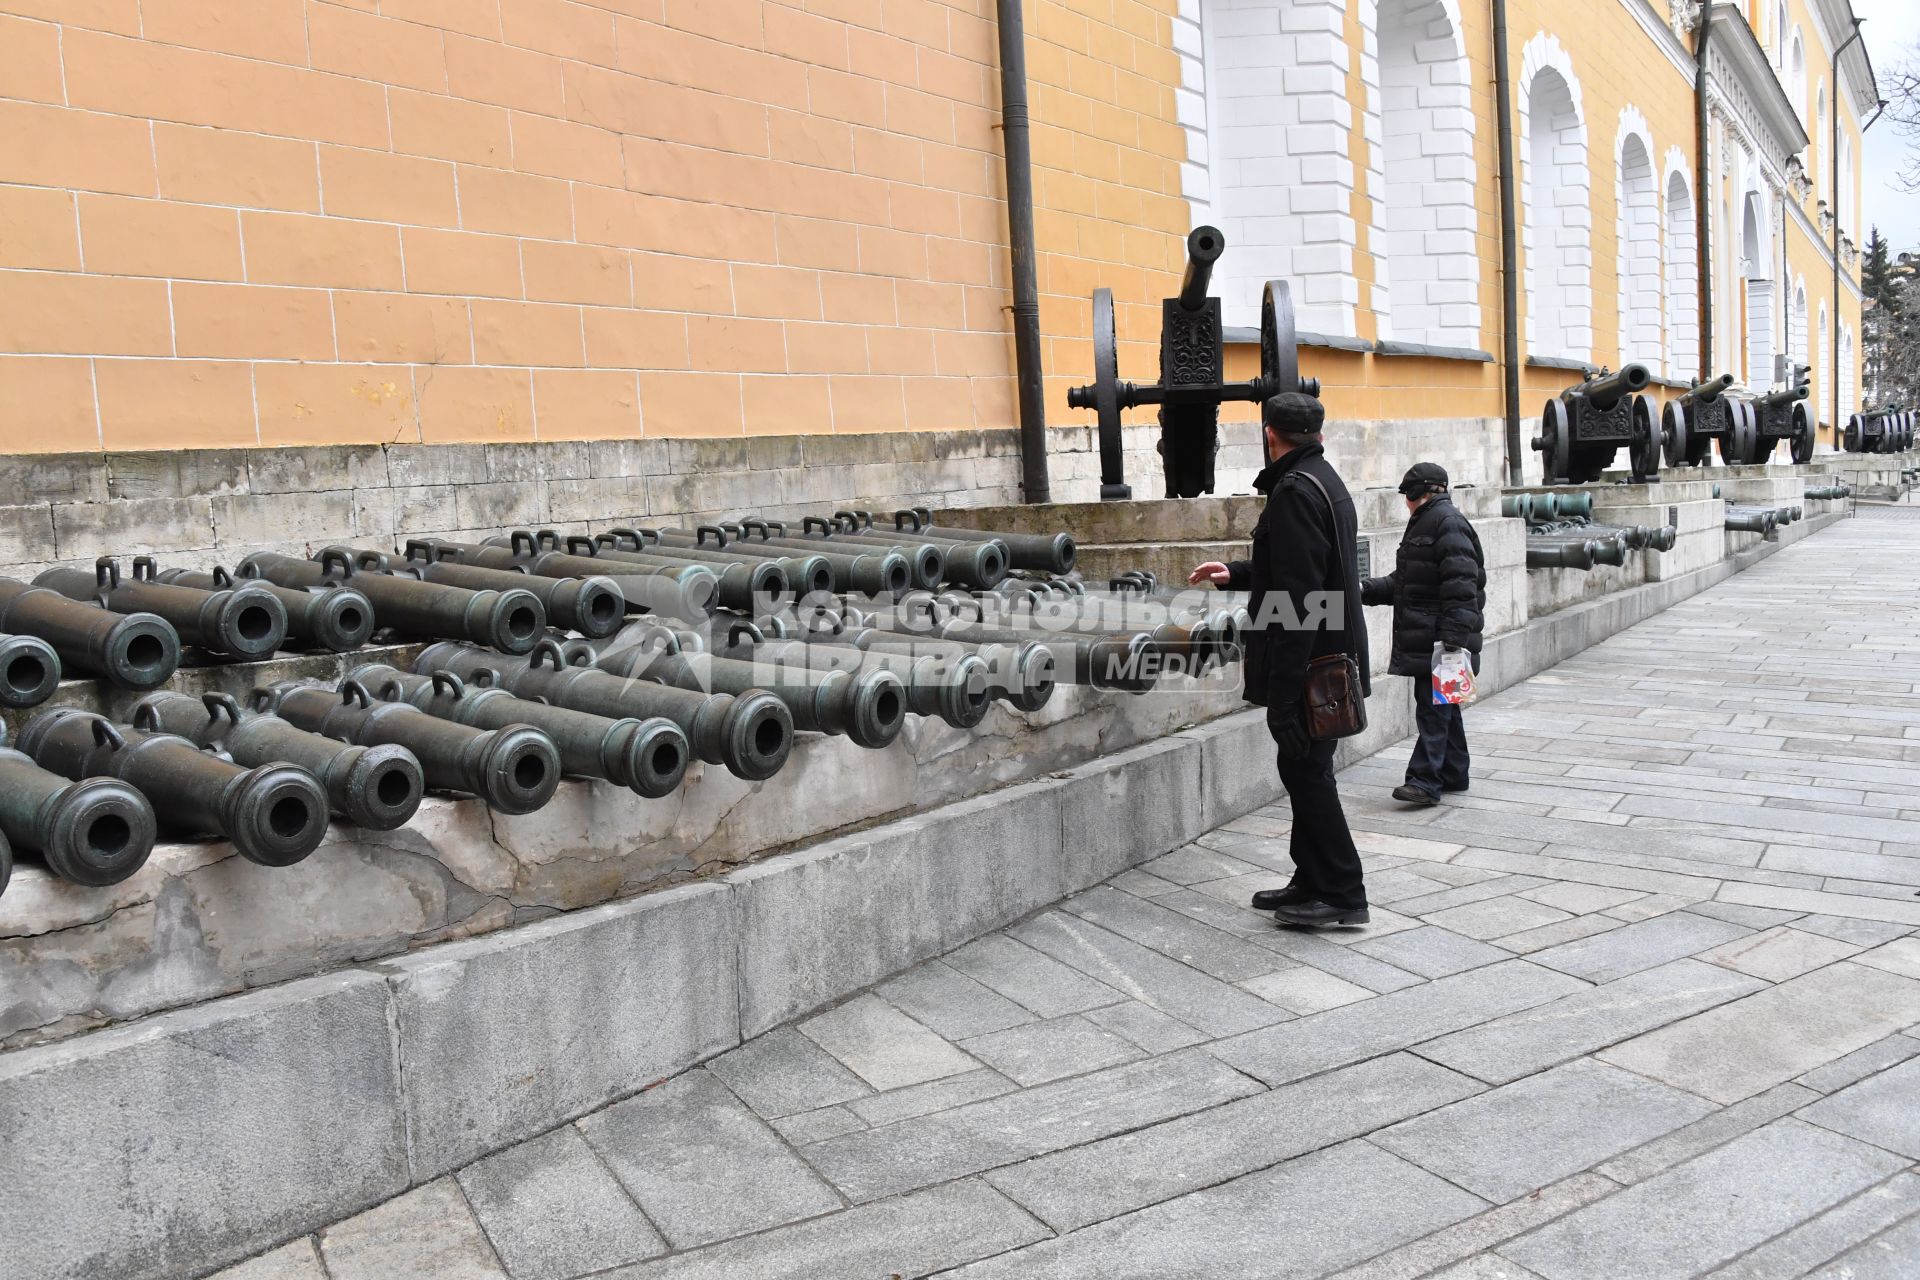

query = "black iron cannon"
[0, 630, 60, 709]
[1660, 373, 1736, 468]
[0, 728, 156, 886]
[155, 566, 376, 653]
[1067, 225, 1321, 500]
[240, 550, 548, 654]
[18, 708, 328, 867]
[0, 578, 178, 690]
[1723, 366, 1812, 465]
[37, 557, 288, 661]
[1843, 408, 1913, 454]
[1533, 364, 1657, 483]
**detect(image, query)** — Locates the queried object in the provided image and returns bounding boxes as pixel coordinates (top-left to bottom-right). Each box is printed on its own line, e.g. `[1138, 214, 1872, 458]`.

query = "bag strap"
[1293, 468, 1358, 664]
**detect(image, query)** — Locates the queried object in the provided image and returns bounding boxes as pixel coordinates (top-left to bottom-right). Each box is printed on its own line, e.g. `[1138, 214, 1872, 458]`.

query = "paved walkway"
[223, 512, 1920, 1280]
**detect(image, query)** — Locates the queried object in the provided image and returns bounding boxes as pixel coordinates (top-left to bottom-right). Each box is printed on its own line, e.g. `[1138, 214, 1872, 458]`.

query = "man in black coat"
[1190, 392, 1371, 927]
[1362, 462, 1486, 806]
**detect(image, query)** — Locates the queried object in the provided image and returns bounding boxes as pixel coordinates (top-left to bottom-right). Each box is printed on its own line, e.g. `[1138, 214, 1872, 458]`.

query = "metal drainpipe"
[995, 0, 1051, 504]
[1492, 0, 1523, 486]
[1831, 19, 1864, 434]
[1695, 5, 1713, 384]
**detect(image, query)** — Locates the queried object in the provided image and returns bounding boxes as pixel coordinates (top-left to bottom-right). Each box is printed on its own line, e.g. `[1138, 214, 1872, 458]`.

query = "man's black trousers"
[1405, 684, 1470, 800]
[1275, 735, 1366, 910]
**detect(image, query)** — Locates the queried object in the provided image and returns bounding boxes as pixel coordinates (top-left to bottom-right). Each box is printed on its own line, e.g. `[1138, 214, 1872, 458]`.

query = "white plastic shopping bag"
[1432, 644, 1476, 706]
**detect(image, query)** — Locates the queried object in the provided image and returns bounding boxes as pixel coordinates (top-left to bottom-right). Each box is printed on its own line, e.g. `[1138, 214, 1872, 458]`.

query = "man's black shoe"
[1251, 884, 1312, 911]
[1272, 899, 1371, 927]
[1392, 784, 1439, 806]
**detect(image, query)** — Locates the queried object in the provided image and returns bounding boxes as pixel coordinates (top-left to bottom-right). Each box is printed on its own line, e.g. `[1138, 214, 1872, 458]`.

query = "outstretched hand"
[1188, 561, 1232, 587]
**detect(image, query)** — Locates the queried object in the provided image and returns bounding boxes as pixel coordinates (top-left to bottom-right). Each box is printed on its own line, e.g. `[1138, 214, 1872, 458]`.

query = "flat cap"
[1397, 462, 1449, 496]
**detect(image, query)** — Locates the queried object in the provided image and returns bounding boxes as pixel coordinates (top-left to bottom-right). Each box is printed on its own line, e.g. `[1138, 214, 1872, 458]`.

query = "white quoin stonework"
[1519, 33, 1594, 363]
[1183, 0, 1359, 335]
[1615, 107, 1662, 372]
[1366, 0, 1480, 348]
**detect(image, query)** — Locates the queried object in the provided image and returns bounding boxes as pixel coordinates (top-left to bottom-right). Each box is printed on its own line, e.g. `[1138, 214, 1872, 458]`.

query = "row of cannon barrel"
[0, 511, 1080, 708]
[0, 523, 1242, 900]
[1502, 492, 1676, 571]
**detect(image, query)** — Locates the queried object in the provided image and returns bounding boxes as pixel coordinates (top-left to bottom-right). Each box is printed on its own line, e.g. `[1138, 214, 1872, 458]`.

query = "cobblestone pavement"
[221, 512, 1920, 1280]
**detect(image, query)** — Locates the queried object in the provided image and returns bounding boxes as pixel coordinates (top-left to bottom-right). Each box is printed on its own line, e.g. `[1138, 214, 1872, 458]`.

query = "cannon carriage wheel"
[1628, 394, 1660, 478]
[1661, 400, 1692, 470]
[1086, 287, 1128, 499]
[1788, 402, 1815, 465]
[1718, 402, 1757, 466]
[1537, 398, 1573, 484]
[1843, 414, 1863, 454]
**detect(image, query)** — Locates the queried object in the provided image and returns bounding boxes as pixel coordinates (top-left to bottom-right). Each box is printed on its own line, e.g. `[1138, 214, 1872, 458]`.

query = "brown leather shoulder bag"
[1295, 471, 1368, 742]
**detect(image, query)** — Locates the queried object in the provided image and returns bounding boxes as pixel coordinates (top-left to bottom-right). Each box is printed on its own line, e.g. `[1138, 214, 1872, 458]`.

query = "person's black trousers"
[1276, 735, 1367, 910]
[1405, 683, 1470, 799]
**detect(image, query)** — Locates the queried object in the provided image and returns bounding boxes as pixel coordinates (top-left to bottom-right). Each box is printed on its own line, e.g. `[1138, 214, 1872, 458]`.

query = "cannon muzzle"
[1574, 364, 1651, 412]
[0, 741, 156, 886]
[1179, 226, 1225, 312]
[0, 632, 60, 708]
[1680, 373, 1735, 406]
[0, 579, 179, 690]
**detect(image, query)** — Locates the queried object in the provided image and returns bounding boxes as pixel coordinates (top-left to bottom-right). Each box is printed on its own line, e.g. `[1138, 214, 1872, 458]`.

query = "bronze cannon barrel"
[1574, 363, 1651, 412]
[1179, 225, 1226, 312]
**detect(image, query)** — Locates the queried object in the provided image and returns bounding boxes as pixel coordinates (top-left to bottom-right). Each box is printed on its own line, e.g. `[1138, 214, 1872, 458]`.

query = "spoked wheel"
[1537, 398, 1573, 484]
[1718, 402, 1756, 466]
[1789, 402, 1815, 465]
[1087, 287, 1128, 499]
[1628, 395, 1660, 478]
[1662, 400, 1692, 469]
[1844, 414, 1863, 454]
[1261, 279, 1313, 397]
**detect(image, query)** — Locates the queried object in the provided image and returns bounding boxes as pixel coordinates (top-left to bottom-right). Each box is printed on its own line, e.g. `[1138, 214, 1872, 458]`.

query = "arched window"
[1520, 38, 1591, 361]
[1741, 190, 1774, 385]
[1815, 82, 1827, 179]
[1663, 162, 1698, 379]
[1838, 135, 1853, 231]
[1372, 0, 1479, 348]
[1775, 2, 1787, 63]
[1616, 116, 1660, 368]
[1791, 279, 1808, 382]
[1189, 0, 1359, 334]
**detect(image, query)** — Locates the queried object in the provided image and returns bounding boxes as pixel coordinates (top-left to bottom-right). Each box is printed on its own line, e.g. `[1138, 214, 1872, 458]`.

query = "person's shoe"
[1250, 884, 1312, 911]
[1272, 899, 1371, 928]
[1392, 784, 1439, 806]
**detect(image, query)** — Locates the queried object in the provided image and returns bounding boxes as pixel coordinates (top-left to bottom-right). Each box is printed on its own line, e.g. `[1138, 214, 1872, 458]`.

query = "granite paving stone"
[1851, 935, 1920, 979]
[943, 934, 1126, 1017]
[1527, 910, 1752, 982]
[1515, 882, 1646, 915]
[981, 1053, 1484, 1233]
[206, 1240, 328, 1280]
[1371, 1060, 1714, 1203]
[1254, 927, 1430, 993]
[1703, 1172, 1920, 1279]
[1010, 912, 1290, 1038]
[456, 1127, 665, 1280]
[950, 1140, 1488, 1279]
[799, 1050, 1263, 1203]
[604, 1180, 1050, 1280]
[1081, 1000, 1208, 1052]
[769, 1105, 867, 1145]
[1795, 1032, 1920, 1093]
[1325, 1175, 1616, 1280]
[1239, 965, 1378, 1014]
[1593, 1082, 1820, 1184]
[1700, 925, 1864, 981]
[1211, 961, 1590, 1086]
[1799, 1056, 1920, 1158]
[1138, 843, 1266, 885]
[1501, 1120, 1908, 1279]
[1790, 913, 1916, 946]
[1422, 896, 1575, 941]
[1486, 914, 1624, 954]
[1802, 1211, 1920, 1280]
[878, 960, 1037, 1041]
[577, 1071, 842, 1249]
[1353, 925, 1513, 978]
[703, 1027, 870, 1119]
[318, 1180, 506, 1280]
[842, 1067, 1018, 1128]
[959, 1014, 1145, 1086]
[1424, 1257, 1548, 1280]
[1412, 959, 1768, 1084]
[796, 994, 981, 1091]
[1061, 885, 1290, 981]
[1598, 962, 1920, 1103]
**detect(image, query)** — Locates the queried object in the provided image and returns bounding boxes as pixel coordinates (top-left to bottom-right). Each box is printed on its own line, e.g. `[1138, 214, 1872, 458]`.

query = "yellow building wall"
[0, 0, 1195, 454]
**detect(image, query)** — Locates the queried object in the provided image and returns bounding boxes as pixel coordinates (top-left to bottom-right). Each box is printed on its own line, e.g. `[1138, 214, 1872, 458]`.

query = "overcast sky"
[1854, 0, 1919, 251]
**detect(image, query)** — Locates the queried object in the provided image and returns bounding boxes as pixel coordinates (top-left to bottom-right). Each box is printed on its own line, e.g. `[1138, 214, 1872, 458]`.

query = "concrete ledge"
[0, 510, 1853, 1278]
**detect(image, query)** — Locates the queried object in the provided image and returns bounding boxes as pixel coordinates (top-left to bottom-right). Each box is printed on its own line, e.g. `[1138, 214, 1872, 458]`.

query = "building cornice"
[1807, 0, 1879, 114]
[1708, 5, 1811, 163]
[1618, 0, 1696, 83]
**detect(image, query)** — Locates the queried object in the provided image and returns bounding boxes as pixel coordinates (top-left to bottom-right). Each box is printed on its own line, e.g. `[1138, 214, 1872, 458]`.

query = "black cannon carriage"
[1660, 373, 1735, 468]
[1066, 225, 1321, 501]
[1721, 365, 1814, 465]
[1844, 408, 1914, 454]
[1532, 364, 1658, 484]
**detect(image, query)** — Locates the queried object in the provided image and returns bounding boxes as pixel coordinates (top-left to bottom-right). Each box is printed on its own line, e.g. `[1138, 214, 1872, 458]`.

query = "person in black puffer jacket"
[1361, 463, 1486, 806]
